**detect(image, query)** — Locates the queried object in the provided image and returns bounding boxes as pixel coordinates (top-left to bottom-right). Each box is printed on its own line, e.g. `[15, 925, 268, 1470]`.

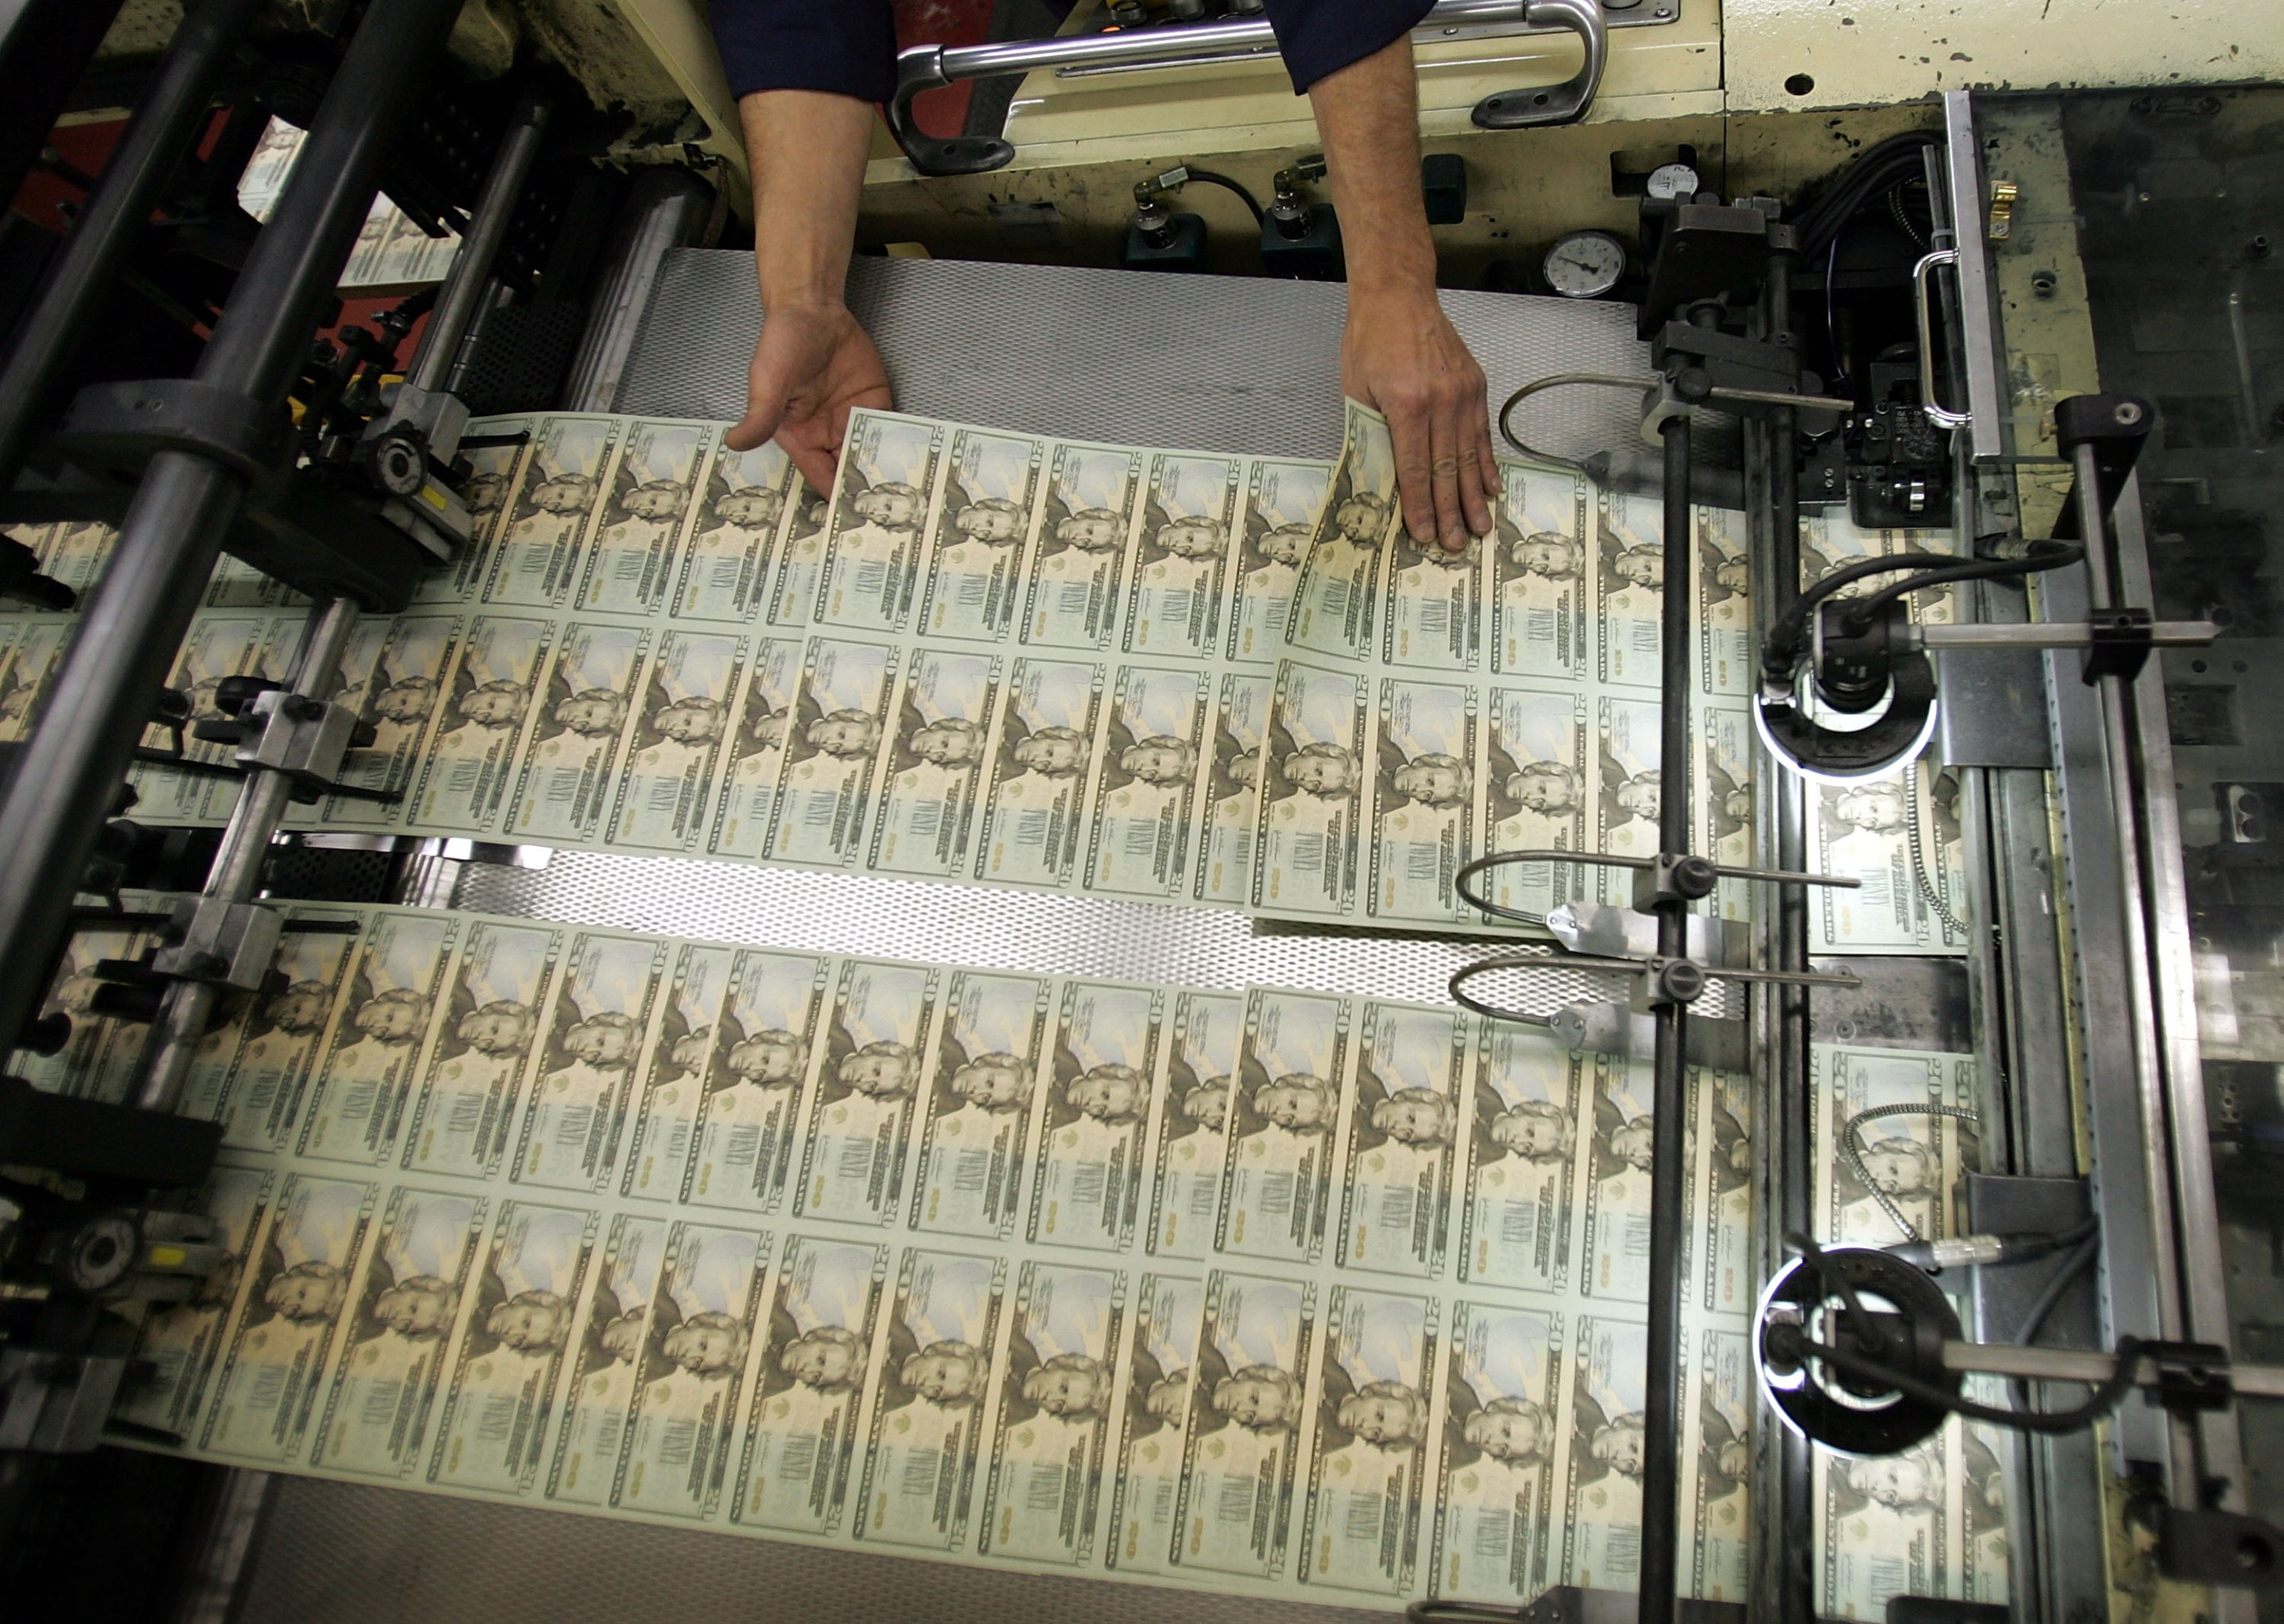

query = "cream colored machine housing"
[541, 0, 2284, 275]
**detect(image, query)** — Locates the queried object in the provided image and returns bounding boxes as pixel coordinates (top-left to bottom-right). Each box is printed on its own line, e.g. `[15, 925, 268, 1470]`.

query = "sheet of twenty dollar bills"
[0, 403, 1968, 952]
[29, 894, 2003, 1615]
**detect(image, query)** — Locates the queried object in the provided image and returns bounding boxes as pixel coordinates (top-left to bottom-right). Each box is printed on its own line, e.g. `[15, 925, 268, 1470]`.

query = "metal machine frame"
[0, 4, 2274, 1619]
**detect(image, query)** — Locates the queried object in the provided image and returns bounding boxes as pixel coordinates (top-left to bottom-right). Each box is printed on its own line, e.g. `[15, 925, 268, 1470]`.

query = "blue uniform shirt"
[709, 1, 1439, 105]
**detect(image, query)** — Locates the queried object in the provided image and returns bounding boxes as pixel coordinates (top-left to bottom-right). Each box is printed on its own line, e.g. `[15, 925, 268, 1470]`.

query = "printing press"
[0, 4, 2280, 1622]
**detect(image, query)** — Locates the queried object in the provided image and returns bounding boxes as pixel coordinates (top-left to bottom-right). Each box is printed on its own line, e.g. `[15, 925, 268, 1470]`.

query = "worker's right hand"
[726, 299, 893, 492]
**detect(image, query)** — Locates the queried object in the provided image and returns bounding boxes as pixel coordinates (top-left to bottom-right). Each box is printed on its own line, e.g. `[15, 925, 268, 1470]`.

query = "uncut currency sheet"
[1806, 1044, 2005, 1618]
[59, 899, 1792, 1608]
[1, 407, 1961, 951]
[1256, 404, 1966, 952]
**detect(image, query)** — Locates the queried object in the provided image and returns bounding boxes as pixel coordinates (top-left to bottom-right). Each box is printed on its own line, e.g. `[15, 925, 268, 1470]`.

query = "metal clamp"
[887, 0, 1613, 177]
[232, 688, 373, 800]
[1912, 247, 1970, 431]
[148, 895, 282, 993]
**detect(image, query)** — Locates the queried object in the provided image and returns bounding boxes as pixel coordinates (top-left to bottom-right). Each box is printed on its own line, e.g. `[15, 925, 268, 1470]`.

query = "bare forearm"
[1305, 32, 1495, 546]
[742, 89, 875, 310]
[1307, 34, 1435, 304]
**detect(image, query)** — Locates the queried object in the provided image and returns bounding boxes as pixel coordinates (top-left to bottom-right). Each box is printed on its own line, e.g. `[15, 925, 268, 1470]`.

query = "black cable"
[1765, 550, 1982, 668]
[2010, 1231, 2101, 1415]
[1178, 168, 1263, 224]
[1764, 542, 2084, 670]
[1792, 1331, 2144, 1436]
[1839, 546, 2085, 632]
[1793, 132, 1941, 256]
[2018, 1226, 2100, 1348]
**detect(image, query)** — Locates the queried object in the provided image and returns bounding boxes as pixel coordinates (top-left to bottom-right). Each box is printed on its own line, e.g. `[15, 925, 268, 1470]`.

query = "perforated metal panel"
[237, 1478, 1395, 1624]
[455, 848, 1703, 1013]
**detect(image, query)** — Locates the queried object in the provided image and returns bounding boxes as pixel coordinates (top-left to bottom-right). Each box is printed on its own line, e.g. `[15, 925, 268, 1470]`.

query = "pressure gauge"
[1542, 230, 1627, 300]
[1646, 161, 1700, 201]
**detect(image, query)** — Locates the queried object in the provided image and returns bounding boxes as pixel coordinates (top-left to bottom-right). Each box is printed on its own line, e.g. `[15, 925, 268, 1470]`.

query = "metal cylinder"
[406, 90, 552, 396]
[0, 0, 464, 1059]
[561, 166, 719, 413]
[0, 0, 267, 490]
[135, 597, 358, 1114]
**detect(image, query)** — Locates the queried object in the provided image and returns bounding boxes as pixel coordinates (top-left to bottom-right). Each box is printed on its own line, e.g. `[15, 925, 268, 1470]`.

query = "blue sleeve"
[708, 0, 898, 104]
[1264, 0, 1438, 93]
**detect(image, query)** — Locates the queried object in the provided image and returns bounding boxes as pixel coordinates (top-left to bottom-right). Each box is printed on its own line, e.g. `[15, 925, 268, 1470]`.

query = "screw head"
[2114, 400, 2144, 427]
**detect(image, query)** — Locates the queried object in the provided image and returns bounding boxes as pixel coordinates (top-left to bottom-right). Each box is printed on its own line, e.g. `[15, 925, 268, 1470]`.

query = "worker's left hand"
[1341, 285, 1500, 550]
[726, 299, 894, 493]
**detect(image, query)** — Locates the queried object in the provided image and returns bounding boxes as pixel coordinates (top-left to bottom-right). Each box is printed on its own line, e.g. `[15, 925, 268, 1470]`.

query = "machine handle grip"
[1913, 247, 1972, 430]
[887, 0, 1616, 178]
[1470, 0, 1608, 129]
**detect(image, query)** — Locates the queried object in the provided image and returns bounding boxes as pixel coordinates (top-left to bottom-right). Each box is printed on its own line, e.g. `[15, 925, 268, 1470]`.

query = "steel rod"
[0, 0, 464, 1059]
[0, 0, 266, 491]
[1758, 244, 1819, 1621]
[1637, 413, 1693, 1624]
[134, 596, 358, 1114]
[1917, 619, 2216, 649]
[405, 90, 550, 396]
[1940, 1340, 2284, 1400]
[935, 0, 1526, 80]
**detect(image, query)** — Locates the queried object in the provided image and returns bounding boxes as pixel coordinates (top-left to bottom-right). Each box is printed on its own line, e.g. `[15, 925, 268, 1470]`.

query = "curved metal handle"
[887, 44, 1021, 178]
[886, 0, 1612, 177]
[1470, 0, 1607, 129]
[1913, 247, 1972, 430]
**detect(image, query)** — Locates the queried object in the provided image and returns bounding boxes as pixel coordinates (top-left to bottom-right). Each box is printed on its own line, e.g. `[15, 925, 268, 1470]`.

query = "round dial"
[1542, 230, 1627, 299]
[1646, 161, 1700, 201]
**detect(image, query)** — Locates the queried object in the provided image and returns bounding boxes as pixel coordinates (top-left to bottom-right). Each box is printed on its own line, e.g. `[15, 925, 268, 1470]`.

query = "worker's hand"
[726, 299, 893, 493]
[1341, 285, 1499, 550]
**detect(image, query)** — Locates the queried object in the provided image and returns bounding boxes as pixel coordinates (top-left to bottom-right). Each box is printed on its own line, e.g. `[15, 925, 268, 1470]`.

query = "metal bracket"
[53, 377, 292, 488]
[2083, 606, 2156, 685]
[148, 895, 282, 993]
[1546, 1000, 1749, 1071]
[190, 678, 393, 804]
[232, 688, 374, 801]
[1631, 850, 1719, 910]
[2050, 393, 2155, 539]
[2139, 1339, 2234, 1414]
[1545, 900, 1745, 965]
[2154, 1505, 2284, 1589]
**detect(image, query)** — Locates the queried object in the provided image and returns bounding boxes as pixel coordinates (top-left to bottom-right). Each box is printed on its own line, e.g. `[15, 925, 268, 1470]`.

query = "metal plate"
[615, 248, 1701, 465]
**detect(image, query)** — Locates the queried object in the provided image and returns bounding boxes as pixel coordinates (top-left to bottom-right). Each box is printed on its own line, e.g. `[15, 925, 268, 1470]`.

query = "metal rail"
[0, 0, 267, 492]
[404, 90, 551, 396]
[132, 597, 358, 1113]
[886, 0, 1608, 175]
[1635, 413, 1692, 1624]
[0, 0, 465, 1061]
